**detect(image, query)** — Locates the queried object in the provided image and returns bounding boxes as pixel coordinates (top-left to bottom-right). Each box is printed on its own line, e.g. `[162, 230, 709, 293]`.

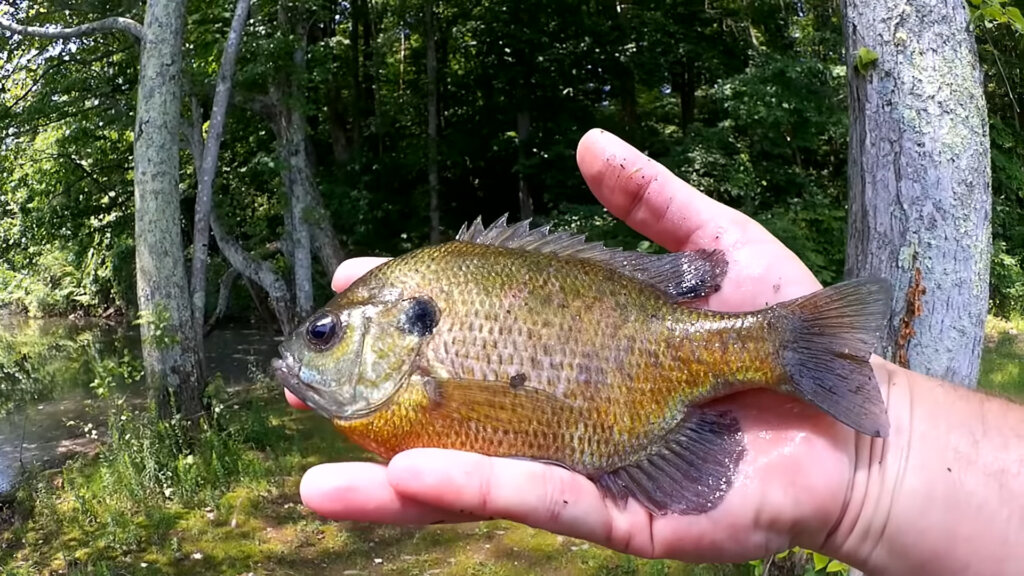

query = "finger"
[576, 129, 754, 253]
[285, 389, 311, 410]
[331, 257, 390, 293]
[300, 462, 483, 525]
[386, 449, 650, 553]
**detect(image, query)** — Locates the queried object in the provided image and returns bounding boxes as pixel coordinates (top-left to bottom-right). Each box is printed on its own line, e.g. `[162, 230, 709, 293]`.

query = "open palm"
[288, 129, 862, 563]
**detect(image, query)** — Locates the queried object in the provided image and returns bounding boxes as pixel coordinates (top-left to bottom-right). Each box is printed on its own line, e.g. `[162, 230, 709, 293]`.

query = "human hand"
[286, 129, 872, 564]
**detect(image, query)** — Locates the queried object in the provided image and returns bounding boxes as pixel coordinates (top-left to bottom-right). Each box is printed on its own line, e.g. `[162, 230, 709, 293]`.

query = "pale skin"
[286, 129, 1024, 574]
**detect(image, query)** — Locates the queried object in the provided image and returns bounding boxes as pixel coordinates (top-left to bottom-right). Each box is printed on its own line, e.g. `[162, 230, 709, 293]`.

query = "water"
[0, 316, 280, 496]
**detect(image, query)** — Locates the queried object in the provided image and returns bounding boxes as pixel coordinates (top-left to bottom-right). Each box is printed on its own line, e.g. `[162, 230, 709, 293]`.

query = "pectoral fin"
[422, 374, 578, 428]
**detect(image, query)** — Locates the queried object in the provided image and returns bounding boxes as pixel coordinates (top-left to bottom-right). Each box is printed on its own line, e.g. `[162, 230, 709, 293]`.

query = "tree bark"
[188, 0, 251, 377]
[671, 59, 697, 131]
[274, 82, 315, 318]
[204, 267, 239, 335]
[0, 15, 142, 40]
[209, 209, 297, 334]
[516, 110, 533, 220]
[263, 3, 346, 318]
[426, 0, 441, 243]
[842, 0, 991, 387]
[134, 0, 205, 420]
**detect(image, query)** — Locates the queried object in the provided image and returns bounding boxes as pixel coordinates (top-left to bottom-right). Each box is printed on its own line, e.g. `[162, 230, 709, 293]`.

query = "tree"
[131, 0, 205, 420]
[187, 0, 252, 374]
[0, 0, 253, 422]
[842, 0, 992, 387]
[426, 0, 441, 243]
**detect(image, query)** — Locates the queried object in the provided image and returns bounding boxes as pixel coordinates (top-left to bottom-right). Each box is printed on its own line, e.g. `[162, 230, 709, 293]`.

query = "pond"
[0, 315, 280, 496]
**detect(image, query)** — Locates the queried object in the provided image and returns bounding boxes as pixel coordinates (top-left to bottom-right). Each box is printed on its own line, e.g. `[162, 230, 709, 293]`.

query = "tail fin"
[776, 278, 893, 437]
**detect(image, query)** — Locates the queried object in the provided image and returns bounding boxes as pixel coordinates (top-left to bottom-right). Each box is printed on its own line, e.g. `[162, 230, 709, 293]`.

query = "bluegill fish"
[273, 217, 891, 515]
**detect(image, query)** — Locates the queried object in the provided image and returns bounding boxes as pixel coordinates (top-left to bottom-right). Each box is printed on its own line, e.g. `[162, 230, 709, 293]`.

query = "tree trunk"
[426, 0, 441, 243]
[188, 0, 251, 377]
[842, 0, 991, 388]
[204, 267, 239, 335]
[516, 110, 533, 220]
[276, 91, 315, 318]
[134, 0, 205, 420]
[210, 209, 297, 334]
[267, 4, 345, 317]
[671, 60, 697, 131]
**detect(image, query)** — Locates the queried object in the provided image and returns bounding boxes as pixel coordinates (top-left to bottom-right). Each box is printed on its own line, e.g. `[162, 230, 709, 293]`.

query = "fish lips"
[272, 350, 339, 420]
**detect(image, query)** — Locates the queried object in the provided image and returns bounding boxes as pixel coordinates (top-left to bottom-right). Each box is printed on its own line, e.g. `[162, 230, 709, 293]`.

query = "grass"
[981, 315, 1024, 401]
[2, 317, 1022, 576]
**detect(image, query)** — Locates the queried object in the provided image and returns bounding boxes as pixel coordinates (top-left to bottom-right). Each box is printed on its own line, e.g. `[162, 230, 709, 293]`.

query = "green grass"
[981, 316, 1024, 401]
[3, 318, 1022, 576]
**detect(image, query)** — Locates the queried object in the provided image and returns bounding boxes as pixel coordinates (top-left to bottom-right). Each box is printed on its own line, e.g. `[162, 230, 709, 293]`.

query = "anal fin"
[595, 407, 745, 515]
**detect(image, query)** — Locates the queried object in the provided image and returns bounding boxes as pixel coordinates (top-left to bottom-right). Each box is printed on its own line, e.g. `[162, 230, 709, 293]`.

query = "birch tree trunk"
[426, 0, 441, 243]
[842, 0, 991, 387]
[133, 0, 205, 419]
[188, 0, 251, 375]
[209, 209, 297, 334]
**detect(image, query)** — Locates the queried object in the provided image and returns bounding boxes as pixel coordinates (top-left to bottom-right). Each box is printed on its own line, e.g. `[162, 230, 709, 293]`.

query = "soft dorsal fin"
[456, 215, 729, 301]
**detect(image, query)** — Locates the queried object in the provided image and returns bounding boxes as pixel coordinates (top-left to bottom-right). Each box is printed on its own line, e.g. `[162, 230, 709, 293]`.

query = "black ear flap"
[398, 296, 440, 337]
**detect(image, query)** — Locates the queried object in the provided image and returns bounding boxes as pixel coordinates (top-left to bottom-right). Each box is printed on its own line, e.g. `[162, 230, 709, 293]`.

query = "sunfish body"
[273, 217, 891, 515]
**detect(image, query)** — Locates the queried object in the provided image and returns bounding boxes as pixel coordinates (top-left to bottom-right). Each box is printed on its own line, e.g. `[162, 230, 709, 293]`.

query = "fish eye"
[399, 296, 439, 338]
[305, 313, 340, 350]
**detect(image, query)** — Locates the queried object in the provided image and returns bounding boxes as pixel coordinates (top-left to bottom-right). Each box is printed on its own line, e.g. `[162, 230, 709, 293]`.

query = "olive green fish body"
[274, 217, 891, 515]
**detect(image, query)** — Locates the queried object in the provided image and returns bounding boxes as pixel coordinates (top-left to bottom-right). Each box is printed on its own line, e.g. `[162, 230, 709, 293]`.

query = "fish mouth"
[272, 349, 341, 421]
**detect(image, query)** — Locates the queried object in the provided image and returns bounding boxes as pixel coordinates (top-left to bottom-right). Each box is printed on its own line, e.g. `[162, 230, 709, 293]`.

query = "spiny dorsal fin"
[456, 215, 729, 301]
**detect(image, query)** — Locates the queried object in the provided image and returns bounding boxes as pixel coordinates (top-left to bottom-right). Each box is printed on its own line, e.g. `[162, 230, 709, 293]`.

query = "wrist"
[817, 357, 1024, 575]
[816, 356, 910, 573]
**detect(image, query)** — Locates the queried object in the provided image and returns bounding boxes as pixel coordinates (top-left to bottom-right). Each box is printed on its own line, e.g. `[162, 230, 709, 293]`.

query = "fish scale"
[273, 216, 892, 515]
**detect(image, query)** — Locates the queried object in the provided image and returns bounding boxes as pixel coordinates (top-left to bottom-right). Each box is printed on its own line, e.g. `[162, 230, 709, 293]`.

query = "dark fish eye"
[399, 296, 439, 338]
[305, 313, 340, 350]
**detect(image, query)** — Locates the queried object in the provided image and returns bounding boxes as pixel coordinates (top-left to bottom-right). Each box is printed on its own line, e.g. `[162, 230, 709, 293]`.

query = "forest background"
[2, 0, 1021, 322]
[1, 0, 1023, 574]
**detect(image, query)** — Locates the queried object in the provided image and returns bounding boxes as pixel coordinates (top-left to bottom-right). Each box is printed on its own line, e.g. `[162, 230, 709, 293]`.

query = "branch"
[0, 15, 142, 41]
[189, 0, 252, 342]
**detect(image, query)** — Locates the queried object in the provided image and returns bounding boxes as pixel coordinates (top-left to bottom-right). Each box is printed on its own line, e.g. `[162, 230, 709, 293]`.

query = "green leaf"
[855, 47, 879, 75]
[1006, 6, 1024, 30]
[813, 552, 831, 571]
[826, 560, 849, 573]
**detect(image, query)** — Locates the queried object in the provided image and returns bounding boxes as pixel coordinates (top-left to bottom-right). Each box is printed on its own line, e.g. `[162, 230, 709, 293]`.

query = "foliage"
[982, 315, 1024, 402]
[748, 548, 848, 576]
[0, 318, 137, 416]
[969, 0, 1024, 34]
[854, 47, 879, 75]
[2, 0, 1022, 318]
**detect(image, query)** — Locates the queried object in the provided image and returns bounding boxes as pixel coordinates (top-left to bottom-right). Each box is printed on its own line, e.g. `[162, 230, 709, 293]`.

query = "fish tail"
[775, 277, 893, 437]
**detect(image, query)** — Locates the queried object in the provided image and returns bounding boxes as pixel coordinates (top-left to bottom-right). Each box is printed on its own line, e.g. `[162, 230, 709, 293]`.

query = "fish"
[272, 216, 892, 515]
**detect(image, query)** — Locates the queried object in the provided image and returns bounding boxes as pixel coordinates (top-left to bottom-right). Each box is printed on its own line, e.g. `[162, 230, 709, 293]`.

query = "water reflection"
[0, 316, 280, 495]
